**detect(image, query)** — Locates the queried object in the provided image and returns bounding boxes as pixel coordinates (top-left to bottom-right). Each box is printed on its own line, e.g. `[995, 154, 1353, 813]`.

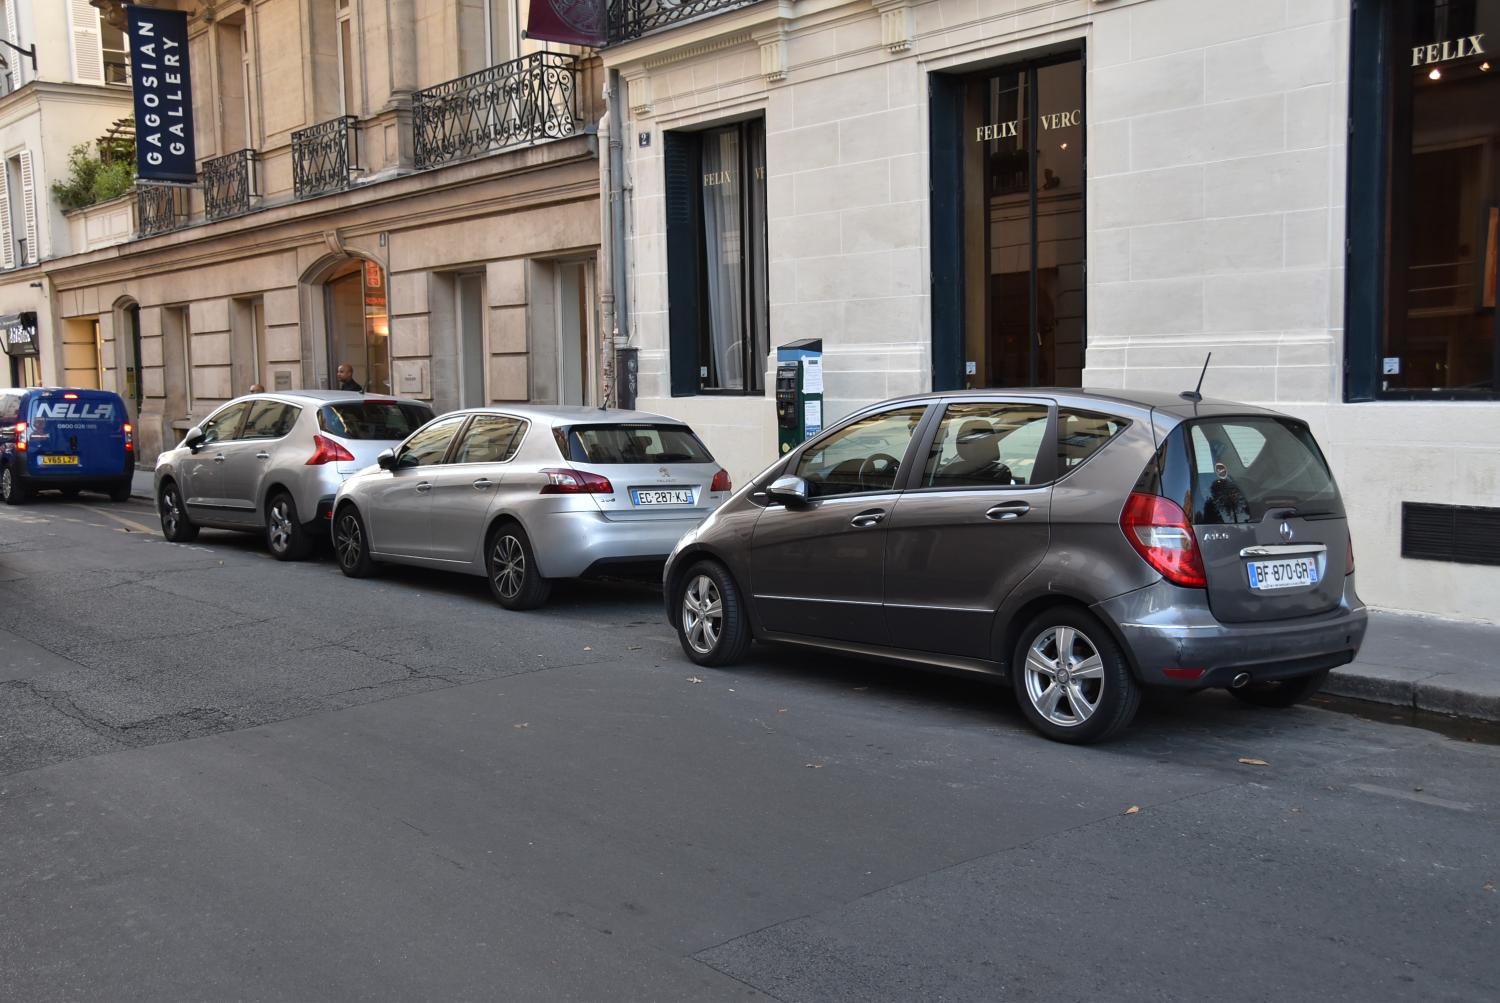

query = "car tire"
[158, 480, 199, 542]
[2, 465, 30, 505]
[333, 505, 378, 578]
[486, 522, 551, 610]
[1012, 607, 1140, 745]
[265, 492, 312, 561]
[1229, 668, 1330, 709]
[108, 482, 132, 503]
[675, 560, 752, 668]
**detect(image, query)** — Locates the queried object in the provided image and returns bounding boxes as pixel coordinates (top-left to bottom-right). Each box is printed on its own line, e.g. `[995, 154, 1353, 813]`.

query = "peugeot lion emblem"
[658, 466, 670, 478]
[1279, 522, 1294, 542]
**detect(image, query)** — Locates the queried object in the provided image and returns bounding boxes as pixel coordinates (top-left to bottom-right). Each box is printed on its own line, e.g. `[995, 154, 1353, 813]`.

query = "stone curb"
[1326, 666, 1500, 725]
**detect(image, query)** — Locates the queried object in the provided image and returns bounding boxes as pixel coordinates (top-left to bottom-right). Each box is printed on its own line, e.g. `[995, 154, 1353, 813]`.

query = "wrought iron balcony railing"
[203, 148, 258, 221]
[607, 0, 762, 43]
[412, 53, 579, 170]
[292, 116, 358, 199]
[136, 183, 188, 237]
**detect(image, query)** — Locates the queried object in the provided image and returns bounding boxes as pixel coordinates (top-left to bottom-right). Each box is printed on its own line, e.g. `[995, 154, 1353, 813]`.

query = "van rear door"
[25, 391, 127, 479]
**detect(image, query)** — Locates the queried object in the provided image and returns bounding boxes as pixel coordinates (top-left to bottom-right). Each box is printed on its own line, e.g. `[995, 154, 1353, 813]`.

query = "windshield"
[318, 401, 435, 441]
[560, 424, 714, 464]
[1176, 417, 1344, 524]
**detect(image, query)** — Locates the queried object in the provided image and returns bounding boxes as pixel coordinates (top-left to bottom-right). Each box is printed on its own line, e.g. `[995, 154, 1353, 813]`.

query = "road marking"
[78, 504, 158, 535]
[1351, 783, 1476, 812]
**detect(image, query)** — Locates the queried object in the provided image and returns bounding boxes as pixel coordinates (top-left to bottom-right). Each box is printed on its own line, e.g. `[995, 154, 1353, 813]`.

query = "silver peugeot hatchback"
[155, 391, 435, 558]
[331, 405, 732, 609]
[663, 389, 1368, 744]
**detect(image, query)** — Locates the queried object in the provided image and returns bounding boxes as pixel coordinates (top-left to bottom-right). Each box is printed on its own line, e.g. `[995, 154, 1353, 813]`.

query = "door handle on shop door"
[986, 501, 1030, 521]
[472, 478, 493, 490]
[415, 481, 432, 493]
[850, 509, 887, 528]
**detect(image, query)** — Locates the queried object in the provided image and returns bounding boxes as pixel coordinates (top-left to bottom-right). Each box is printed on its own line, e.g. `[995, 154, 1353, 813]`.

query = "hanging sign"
[526, 0, 606, 47]
[0, 312, 38, 357]
[127, 5, 197, 182]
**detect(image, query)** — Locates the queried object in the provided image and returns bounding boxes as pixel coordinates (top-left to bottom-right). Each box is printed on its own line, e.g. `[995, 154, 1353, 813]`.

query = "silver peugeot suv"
[663, 389, 1367, 744]
[154, 391, 434, 559]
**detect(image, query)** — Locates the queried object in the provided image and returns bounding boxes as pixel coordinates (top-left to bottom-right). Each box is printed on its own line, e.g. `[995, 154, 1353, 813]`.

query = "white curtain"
[700, 129, 744, 389]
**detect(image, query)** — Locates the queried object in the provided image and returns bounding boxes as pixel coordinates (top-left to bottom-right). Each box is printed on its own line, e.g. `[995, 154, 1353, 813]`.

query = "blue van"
[0, 388, 135, 504]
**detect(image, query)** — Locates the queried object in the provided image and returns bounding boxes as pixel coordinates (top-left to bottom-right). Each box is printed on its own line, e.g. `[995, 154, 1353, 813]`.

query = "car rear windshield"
[318, 401, 435, 440]
[558, 424, 714, 464]
[1154, 417, 1344, 524]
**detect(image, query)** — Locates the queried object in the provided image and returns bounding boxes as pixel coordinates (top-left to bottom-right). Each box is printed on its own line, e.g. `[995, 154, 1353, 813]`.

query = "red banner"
[526, 0, 606, 47]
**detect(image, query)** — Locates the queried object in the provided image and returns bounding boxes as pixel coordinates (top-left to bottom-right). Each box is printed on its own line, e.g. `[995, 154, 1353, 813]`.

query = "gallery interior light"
[1429, 67, 1442, 80]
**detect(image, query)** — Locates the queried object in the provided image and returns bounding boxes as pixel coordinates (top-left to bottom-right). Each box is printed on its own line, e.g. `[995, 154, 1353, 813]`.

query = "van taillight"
[539, 467, 614, 494]
[123, 422, 134, 452]
[307, 434, 356, 465]
[710, 468, 732, 493]
[63, 392, 78, 400]
[1120, 492, 1207, 588]
[14, 420, 26, 451]
[1346, 528, 1355, 576]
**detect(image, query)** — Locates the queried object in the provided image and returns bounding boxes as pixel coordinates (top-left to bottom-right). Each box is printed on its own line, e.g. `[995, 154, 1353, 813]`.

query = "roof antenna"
[1180, 352, 1212, 403]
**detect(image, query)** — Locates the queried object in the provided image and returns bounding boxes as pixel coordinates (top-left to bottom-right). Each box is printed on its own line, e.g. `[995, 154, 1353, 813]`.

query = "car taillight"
[123, 422, 134, 452]
[307, 434, 356, 465]
[539, 467, 614, 494]
[15, 420, 26, 451]
[1120, 491, 1207, 588]
[1346, 528, 1355, 576]
[710, 468, 732, 493]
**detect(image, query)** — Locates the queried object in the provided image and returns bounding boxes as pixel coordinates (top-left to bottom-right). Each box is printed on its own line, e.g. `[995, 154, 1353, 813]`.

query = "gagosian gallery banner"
[127, 4, 196, 183]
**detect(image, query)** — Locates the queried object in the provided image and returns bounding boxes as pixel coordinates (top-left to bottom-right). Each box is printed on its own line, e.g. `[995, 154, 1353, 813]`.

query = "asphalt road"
[1, 493, 1497, 1003]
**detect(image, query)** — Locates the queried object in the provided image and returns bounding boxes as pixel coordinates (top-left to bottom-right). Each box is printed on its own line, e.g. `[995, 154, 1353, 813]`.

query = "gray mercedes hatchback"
[663, 389, 1367, 744]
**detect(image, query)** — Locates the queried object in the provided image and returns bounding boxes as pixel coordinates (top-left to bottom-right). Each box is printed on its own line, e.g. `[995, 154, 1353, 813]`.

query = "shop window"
[1348, 0, 1500, 398]
[664, 119, 769, 396]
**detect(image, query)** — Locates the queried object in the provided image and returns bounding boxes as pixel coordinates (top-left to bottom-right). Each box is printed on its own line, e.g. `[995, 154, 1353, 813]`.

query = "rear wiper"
[1274, 507, 1333, 519]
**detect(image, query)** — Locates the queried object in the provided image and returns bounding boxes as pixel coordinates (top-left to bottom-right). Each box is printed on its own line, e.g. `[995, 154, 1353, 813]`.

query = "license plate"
[1247, 557, 1319, 591]
[40, 455, 79, 466]
[631, 487, 694, 506]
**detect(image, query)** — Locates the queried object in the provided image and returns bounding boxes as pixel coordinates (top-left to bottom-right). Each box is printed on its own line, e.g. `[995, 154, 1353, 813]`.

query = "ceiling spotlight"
[1428, 67, 1442, 80]
[1060, 142, 1068, 149]
[1482, 61, 1492, 71]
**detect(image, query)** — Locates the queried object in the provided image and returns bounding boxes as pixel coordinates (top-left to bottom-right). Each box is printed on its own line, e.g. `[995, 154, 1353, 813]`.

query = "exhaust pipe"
[1231, 672, 1252, 689]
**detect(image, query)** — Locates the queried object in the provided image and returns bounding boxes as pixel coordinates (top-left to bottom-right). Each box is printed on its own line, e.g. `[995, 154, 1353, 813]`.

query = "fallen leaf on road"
[1484, 880, 1495, 893]
[1123, 805, 1140, 815]
[1238, 757, 1269, 767]
[777, 708, 788, 714]
[514, 723, 528, 729]
[627, 645, 641, 651]
[805, 763, 824, 769]
[584, 646, 593, 651]
[687, 677, 703, 684]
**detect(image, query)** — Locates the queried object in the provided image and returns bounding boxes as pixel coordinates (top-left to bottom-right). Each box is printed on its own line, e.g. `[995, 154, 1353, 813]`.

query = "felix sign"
[127, 5, 196, 183]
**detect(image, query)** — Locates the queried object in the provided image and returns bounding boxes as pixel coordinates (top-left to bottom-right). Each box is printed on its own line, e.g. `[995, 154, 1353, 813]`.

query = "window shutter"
[0, 166, 12, 271]
[4, 1, 22, 87]
[19, 148, 36, 263]
[663, 131, 702, 397]
[67, 0, 105, 85]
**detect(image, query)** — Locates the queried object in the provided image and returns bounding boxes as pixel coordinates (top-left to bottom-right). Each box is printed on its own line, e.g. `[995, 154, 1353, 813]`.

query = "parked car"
[331, 406, 733, 609]
[1, 387, 135, 504]
[154, 391, 435, 559]
[663, 389, 1368, 744]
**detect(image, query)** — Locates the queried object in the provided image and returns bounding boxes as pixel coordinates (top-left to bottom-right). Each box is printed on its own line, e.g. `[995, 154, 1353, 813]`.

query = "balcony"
[607, 0, 762, 43]
[413, 53, 580, 170]
[291, 116, 359, 199]
[203, 149, 259, 221]
[136, 183, 189, 237]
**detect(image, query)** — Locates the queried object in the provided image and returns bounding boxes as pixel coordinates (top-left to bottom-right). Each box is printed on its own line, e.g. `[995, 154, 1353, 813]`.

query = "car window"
[923, 403, 1049, 488]
[199, 402, 251, 445]
[1183, 418, 1343, 524]
[0, 395, 17, 420]
[451, 415, 526, 464]
[397, 416, 464, 469]
[240, 401, 300, 440]
[795, 406, 927, 498]
[562, 424, 713, 464]
[1057, 409, 1128, 472]
[319, 401, 435, 440]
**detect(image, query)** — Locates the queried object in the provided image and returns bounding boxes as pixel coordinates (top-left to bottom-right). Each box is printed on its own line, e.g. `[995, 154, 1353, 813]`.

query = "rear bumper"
[1094, 577, 1368, 689]
[526, 509, 705, 579]
[15, 465, 134, 490]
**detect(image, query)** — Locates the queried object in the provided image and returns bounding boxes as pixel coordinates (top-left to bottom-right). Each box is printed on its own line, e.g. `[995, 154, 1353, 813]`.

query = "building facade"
[15, 0, 605, 465]
[601, 0, 1500, 622]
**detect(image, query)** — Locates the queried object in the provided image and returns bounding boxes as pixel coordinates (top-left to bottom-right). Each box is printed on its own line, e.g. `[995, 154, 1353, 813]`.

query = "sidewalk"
[1329, 609, 1500, 723]
[124, 465, 1497, 721]
[130, 469, 154, 501]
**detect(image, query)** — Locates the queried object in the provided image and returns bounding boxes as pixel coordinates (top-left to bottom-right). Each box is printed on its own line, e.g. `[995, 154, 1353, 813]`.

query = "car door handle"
[850, 508, 887, 528]
[415, 481, 432, 493]
[255, 451, 271, 460]
[986, 501, 1030, 521]
[472, 478, 493, 490]
[212, 453, 226, 464]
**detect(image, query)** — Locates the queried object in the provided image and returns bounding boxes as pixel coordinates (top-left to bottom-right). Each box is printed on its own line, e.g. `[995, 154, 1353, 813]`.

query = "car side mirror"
[183, 427, 205, 451]
[767, 475, 809, 506]
[376, 448, 397, 471]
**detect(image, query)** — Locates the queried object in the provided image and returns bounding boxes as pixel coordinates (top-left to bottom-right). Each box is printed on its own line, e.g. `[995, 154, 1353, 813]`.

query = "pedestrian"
[248, 383, 265, 394]
[335, 363, 363, 393]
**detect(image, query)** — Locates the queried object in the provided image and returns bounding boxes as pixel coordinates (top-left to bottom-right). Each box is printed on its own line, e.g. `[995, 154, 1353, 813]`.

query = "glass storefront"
[325, 259, 391, 394]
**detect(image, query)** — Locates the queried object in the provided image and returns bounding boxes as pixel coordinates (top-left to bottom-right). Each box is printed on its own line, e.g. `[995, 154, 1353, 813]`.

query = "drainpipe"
[605, 68, 631, 408]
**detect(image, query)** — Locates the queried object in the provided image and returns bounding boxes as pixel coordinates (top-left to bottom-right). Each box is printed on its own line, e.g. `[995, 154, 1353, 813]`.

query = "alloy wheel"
[1023, 625, 1106, 728]
[492, 535, 525, 600]
[335, 513, 363, 570]
[267, 499, 292, 554]
[161, 488, 181, 535]
[681, 574, 723, 655]
[1, 469, 11, 499]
